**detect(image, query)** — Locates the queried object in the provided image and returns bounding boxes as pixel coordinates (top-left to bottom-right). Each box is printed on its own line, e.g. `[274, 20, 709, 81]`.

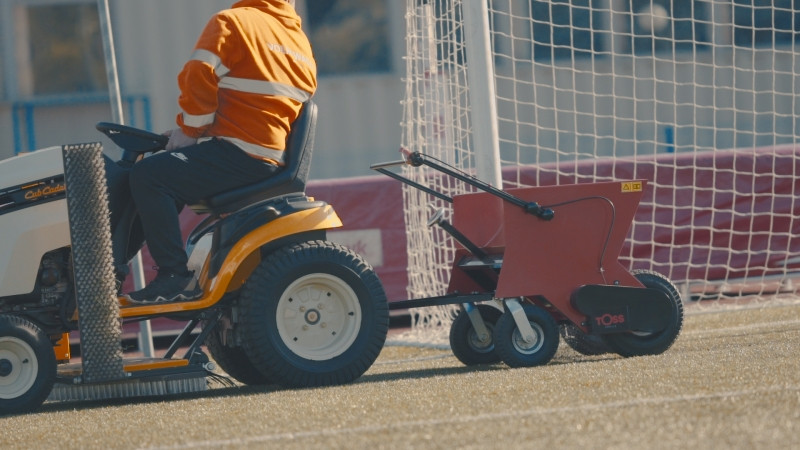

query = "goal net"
[399, 0, 800, 343]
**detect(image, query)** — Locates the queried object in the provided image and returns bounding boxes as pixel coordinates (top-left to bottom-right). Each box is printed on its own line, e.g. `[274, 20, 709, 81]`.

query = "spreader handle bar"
[372, 167, 454, 203]
[406, 151, 555, 221]
[369, 159, 407, 170]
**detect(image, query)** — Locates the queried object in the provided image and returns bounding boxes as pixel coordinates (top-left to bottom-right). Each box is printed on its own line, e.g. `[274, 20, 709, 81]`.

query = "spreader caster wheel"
[493, 301, 559, 368]
[449, 303, 503, 365]
[0, 315, 56, 415]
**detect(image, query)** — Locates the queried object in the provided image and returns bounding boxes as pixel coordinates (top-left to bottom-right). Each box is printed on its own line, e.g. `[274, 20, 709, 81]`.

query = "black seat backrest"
[190, 101, 318, 215]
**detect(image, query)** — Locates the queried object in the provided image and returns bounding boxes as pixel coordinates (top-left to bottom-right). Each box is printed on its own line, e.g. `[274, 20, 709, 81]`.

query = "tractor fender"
[118, 202, 342, 316]
[200, 203, 343, 299]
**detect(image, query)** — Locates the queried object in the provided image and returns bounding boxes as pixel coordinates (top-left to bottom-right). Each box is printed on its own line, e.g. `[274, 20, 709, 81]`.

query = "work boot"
[123, 269, 201, 304]
[114, 271, 127, 295]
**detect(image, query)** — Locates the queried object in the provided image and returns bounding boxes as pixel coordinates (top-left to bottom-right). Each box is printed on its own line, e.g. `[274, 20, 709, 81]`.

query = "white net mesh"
[400, 0, 800, 344]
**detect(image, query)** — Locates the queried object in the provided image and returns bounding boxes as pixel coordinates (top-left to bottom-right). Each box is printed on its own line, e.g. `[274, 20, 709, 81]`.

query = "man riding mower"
[0, 101, 390, 414]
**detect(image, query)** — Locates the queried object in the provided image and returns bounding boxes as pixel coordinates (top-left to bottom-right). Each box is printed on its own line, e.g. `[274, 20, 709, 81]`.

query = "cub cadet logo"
[621, 181, 643, 193]
[24, 183, 66, 200]
[595, 313, 625, 327]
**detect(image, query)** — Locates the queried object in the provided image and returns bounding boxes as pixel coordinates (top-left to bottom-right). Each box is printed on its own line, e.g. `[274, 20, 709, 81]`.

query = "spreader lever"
[428, 208, 489, 261]
[371, 150, 556, 221]
[427, 208, 446, 228]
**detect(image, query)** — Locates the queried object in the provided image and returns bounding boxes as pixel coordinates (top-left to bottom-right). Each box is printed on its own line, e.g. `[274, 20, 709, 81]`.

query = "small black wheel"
[203, 318, 272, 385]
[559, 323, 611, 356]
[239, 241, 389, 388]
[0, 315, 56, 415]
[603, 270, 684, 357]
[493, 304, 559, 368]
[449, 304, 503, 365]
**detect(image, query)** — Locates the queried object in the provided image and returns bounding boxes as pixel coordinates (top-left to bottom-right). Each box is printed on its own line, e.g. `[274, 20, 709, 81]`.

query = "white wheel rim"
[511, 322, 545, 355]
[0, 336, 39, 400]
[276, 273, 362, 361]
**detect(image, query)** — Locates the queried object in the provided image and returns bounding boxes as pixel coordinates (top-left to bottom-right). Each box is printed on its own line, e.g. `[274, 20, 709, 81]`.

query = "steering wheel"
[96, 122, 169, 165]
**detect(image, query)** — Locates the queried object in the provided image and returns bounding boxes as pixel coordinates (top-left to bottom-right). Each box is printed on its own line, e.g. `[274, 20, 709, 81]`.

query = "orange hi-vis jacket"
[176, 0, 317, 165]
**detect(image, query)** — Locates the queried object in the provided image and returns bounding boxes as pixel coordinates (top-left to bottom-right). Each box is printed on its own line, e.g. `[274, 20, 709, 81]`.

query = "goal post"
[462, 0, 502, 186]
[399, 0, 800, 342]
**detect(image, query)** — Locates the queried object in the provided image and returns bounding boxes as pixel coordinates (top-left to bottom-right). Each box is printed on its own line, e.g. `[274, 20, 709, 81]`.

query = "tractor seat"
[189, 101, 318, 216]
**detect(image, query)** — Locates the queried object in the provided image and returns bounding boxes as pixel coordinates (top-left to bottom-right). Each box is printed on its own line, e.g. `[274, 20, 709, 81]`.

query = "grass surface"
[2, 304, 798, 449]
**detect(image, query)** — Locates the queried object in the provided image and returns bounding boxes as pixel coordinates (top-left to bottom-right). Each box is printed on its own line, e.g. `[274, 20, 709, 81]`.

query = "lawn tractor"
[0, 101, 389, 414]
[372, 151, 683, 367]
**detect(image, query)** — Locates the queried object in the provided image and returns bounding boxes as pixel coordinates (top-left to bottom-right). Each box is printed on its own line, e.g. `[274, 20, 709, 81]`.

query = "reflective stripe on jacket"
[177, 0, 316, 164]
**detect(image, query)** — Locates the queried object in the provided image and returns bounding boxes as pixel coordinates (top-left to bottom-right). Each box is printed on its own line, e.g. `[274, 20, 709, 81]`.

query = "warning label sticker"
[621, 181, 643, 193]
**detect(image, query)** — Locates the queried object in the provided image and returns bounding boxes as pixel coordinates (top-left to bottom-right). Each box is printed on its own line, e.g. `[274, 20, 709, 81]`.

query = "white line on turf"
[143, 385, 800, 450]
[681, 319, 800, 336]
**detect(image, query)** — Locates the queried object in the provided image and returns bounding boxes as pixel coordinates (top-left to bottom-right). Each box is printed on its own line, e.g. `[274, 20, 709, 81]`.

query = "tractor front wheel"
[0, 315, 56, 415]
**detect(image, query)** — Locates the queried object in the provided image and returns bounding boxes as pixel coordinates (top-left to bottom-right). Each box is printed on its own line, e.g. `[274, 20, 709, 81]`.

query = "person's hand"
[163, 128, 197, 151]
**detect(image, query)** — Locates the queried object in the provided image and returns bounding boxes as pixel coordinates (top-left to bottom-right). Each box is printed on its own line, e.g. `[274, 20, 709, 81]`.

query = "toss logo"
[595, 313, 626, 327]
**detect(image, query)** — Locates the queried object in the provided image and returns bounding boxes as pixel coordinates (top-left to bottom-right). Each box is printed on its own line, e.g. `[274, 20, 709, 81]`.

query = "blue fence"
[12, 94, 151, 154]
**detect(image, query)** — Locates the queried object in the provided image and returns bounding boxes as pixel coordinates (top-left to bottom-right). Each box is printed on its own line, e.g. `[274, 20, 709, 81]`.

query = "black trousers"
[106, 138, 279, 276]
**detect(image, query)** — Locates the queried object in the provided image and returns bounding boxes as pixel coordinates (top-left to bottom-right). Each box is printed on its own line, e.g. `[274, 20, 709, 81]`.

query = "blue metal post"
[12, 104, 22, 154]
[665, 126, 675, 153]
[25, 105, 36, 151]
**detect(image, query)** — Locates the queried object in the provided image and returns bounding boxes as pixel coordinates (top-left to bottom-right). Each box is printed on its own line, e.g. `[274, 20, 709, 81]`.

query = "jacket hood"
[232, 0, 293, 11]
[231, 0, 298, 25]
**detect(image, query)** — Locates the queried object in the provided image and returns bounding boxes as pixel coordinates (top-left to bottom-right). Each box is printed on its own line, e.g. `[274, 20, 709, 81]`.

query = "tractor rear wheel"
[0, 315, 56, 415]
[239, 241, 388, 387]
[204, 318, 272, 386]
